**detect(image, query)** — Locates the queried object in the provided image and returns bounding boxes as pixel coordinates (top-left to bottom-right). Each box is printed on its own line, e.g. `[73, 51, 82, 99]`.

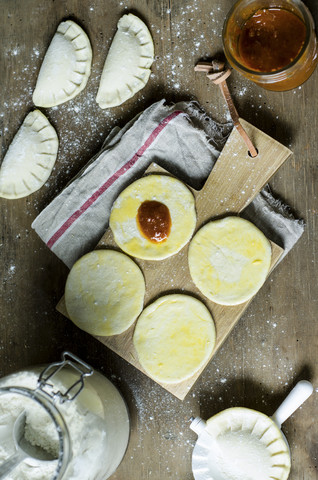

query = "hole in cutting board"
[248, 147, 259, 157]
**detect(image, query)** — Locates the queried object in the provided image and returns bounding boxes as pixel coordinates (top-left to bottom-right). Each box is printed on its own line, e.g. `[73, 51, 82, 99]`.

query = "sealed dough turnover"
[109, 174, 196, 260]
[96, 14, 154, 108]
[188, 217, 272, 305]
[65, 250, 145, 336]
[133, 294, 216, 384]
[33, 20, 92, 107]
[0, 110, 58, 199]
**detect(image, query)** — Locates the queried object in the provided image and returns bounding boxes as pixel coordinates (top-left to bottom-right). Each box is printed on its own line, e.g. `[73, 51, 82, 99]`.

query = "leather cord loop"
[195, 61, 258, 158]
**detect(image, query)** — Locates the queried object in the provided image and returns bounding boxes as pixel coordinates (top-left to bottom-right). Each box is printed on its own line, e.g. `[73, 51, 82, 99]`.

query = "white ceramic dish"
[190, 380, 313, 480]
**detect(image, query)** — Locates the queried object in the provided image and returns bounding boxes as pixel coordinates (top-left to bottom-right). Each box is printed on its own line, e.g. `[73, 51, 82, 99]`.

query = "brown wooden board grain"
[57, 118, 291, 399]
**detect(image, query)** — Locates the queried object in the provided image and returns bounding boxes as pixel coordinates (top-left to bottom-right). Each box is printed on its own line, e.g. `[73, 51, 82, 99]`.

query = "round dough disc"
[188, 217, 272, 305]
[109, 174, 196, 260]
[133, 294, 216, 384]
[65, 250, 145, 336]
[204, 407, 290, 480]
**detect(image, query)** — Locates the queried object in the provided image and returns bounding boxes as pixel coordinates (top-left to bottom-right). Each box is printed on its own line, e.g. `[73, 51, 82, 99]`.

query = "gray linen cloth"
[32, 99, 304, 268]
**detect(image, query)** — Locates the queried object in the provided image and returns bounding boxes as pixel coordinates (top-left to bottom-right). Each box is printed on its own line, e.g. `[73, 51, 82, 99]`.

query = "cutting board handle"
[196, 119, 292, 224]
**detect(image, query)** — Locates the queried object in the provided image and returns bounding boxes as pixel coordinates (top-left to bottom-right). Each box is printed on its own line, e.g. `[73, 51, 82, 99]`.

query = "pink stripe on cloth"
[46, 110, 183, 249]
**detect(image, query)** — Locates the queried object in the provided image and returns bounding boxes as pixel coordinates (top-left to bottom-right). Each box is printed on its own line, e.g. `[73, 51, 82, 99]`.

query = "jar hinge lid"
[36, 351, 94, 404]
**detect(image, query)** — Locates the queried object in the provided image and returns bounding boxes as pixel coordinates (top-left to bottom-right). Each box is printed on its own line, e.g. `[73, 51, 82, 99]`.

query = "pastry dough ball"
[65, 250, 145, 336]
[109, 175, 196, 260]
[133, 294, 216, 384]
[33, 20, 92, 107]
[188, 217, 271, 305]
[205, 407, 290, 480]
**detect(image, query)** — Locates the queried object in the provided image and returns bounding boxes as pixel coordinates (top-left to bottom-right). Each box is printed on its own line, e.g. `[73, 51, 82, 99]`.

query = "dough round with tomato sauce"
[109, 174, 196, 260]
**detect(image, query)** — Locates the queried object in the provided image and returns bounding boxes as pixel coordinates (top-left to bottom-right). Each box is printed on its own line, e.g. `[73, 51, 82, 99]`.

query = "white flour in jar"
[0, 371, 107, 480]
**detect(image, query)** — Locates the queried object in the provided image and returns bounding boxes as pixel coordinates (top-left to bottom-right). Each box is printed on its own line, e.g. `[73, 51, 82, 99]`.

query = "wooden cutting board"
[57, 118, 292, 400]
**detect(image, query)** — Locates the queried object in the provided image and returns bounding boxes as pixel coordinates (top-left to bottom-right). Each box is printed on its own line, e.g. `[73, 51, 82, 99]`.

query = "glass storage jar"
[0, 352, 130, 480]
[223, 0, 318, 91]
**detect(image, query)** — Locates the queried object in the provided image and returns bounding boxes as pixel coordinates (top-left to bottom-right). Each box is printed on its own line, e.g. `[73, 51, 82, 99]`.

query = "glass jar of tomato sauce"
[223, 0, 318, 91]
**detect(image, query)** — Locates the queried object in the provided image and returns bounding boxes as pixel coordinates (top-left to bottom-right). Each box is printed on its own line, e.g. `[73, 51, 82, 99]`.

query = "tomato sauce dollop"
[137, 200, 171, 243]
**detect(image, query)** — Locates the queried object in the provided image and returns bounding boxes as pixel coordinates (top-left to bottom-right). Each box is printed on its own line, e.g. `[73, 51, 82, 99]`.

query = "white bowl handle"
[271, 380, 313, 428]
[190, 416, 207, 436]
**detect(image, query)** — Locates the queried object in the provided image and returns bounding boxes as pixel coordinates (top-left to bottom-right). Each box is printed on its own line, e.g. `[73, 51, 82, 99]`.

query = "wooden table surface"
[1, 1, 317, 479]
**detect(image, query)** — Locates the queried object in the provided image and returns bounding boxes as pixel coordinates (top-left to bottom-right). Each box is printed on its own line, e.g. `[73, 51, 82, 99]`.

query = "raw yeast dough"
[65, 250, 145, 336]
[96, 14, 154, 108]
[188, 217, 272, 305]
[0, 110, 58, 199]
[109, 174, 197, 260]
[33, 20, 92, 107]
[133, 294, 216, 384]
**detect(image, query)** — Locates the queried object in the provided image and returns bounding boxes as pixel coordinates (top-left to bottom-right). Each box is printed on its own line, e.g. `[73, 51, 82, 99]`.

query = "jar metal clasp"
[37, 351, 94, 404]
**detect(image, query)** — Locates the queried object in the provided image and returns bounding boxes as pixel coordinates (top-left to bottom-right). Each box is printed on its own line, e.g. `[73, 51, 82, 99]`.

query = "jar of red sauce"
[223, 0, 318, 91]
